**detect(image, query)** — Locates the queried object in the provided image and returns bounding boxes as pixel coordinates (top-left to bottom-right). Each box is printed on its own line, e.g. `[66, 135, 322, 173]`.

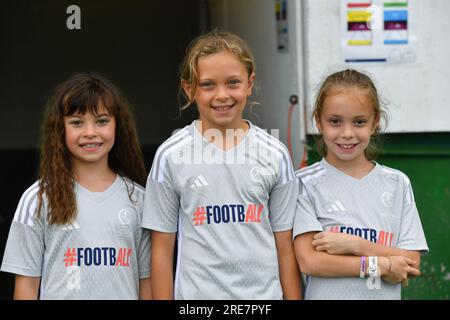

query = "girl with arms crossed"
[294, 69, 428, 299]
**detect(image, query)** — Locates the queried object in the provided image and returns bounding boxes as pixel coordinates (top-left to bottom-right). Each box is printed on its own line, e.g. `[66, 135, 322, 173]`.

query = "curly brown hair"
[37, 73, 147, 224]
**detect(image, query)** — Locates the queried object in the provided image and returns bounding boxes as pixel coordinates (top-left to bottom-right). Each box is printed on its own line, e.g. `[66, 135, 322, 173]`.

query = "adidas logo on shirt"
[327, 200, 346, 213]
[62, 221, 80, 231]
[190, 175, 209, 189]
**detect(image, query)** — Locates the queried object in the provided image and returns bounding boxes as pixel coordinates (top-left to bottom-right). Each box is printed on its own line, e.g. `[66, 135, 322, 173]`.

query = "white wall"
[208, 0, 305, 167]
[303, 0, 450, 133]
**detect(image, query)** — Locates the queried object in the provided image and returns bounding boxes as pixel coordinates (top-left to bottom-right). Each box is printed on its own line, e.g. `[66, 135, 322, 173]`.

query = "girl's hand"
[312, 231, 362, 255]
[380, 256, 421, 285]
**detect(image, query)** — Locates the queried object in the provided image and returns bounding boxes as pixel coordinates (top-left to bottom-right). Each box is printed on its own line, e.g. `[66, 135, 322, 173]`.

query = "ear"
[247, 73, 255, 96]
[181, 80, 193, 101]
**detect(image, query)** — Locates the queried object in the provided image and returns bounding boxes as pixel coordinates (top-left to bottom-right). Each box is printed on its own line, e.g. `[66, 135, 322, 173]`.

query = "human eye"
[199, 81, 214, 89]
[69, 119, 83, 127]
[97, 117, 110, 125]
[354, 119, 368, 126]
[328, 118, 341, 126]
[228, 79, 241, 87]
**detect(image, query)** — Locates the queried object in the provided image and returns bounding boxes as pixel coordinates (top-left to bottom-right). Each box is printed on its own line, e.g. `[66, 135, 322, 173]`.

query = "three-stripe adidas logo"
[327, 200, 346, 213]
[62, 221, 80, 231]
[190, 175, 209, 189]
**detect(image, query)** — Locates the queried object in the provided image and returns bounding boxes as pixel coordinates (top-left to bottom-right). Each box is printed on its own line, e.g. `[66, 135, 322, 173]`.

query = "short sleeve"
[293, 179, 323, 239]
[142, 165, 179, 233]
[137, 228, 151, 279]
[268, 165, 298, 232]
[1, 185, 45, 277]
[396, 182, 428, 253]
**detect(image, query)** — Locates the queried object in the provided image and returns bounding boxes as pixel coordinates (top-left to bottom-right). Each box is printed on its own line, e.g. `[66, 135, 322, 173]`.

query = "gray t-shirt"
[294, 158, 428, 300]
[1, 175, 150, 300]
[143, 120, 298, 299]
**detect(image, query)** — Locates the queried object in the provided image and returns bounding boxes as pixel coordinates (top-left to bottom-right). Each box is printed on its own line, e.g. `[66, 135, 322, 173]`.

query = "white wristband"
[368, 256, 378, 277]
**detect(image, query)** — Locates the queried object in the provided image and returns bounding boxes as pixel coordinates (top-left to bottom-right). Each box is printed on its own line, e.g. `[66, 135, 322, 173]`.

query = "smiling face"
[183, 50, 254, 132]
[64, 101, 116, 169]
[317, 87, 379, 168]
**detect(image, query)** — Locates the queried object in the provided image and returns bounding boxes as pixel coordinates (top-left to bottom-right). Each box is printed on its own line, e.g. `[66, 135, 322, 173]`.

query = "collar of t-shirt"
[320, 158, 381, 185]
[74, 174, 122, 203]
[191, 119, 254, 154]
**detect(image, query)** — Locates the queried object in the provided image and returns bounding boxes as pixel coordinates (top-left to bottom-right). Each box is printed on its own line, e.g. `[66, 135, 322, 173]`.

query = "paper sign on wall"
[342, 0, 416, 64]
[275, 0, 289, 53]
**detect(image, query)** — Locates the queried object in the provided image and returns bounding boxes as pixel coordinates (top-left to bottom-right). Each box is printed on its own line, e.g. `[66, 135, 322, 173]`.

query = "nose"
[215, 85, 230, 101]
[83, 123, 97, 138]
[341, 123, 355, 139]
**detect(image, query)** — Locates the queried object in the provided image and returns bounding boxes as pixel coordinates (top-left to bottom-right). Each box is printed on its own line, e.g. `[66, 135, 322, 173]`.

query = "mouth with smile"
[79, 142, 103, 152]
[211, 104, 235, 115]
[336, 143, 358, 152]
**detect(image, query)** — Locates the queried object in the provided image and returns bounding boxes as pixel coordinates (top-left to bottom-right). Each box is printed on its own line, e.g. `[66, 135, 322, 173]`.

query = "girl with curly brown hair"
[1, 73, 151, 299]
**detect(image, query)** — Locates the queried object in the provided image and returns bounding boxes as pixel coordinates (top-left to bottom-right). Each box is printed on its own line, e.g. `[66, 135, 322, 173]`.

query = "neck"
[71, 159, 117, 192]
